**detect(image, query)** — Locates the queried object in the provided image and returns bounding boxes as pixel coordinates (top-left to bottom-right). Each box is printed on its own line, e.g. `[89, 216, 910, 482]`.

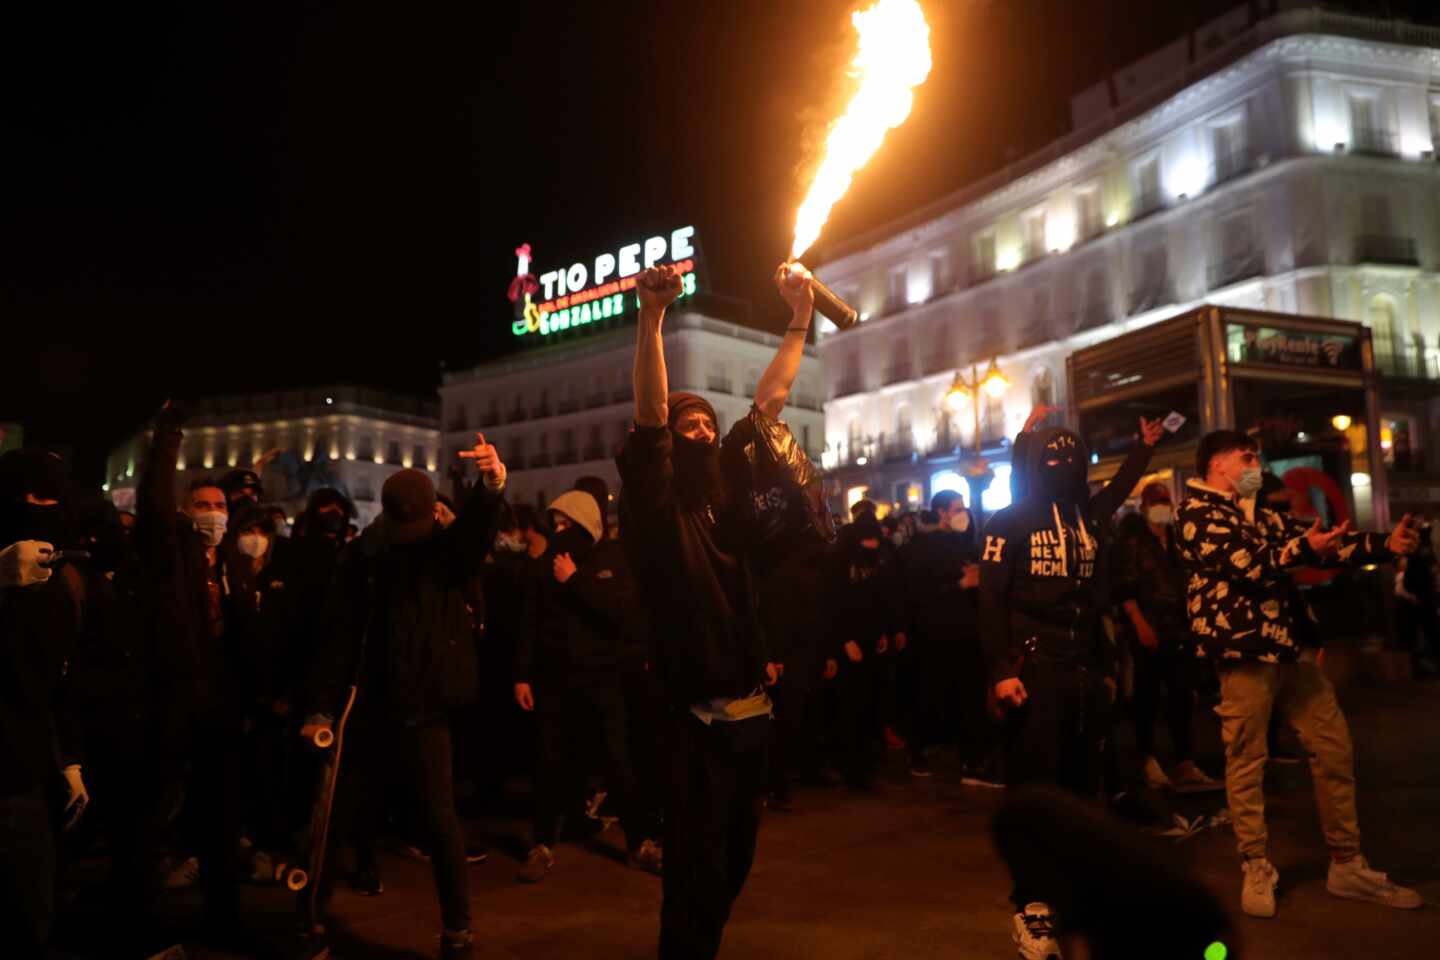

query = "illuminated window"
[930, 470, 965, 502]
[845, 486, 870, 513]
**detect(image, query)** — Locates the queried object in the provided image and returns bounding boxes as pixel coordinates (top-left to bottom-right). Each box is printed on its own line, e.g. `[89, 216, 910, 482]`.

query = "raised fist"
[636, 265, 684, 310]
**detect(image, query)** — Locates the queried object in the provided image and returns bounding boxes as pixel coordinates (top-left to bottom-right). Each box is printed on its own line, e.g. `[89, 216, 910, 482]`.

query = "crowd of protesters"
[2, 263, 1435, 960]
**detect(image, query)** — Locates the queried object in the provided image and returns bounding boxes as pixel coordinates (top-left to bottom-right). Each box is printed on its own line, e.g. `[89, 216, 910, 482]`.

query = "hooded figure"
[976, 422, 1158, 953]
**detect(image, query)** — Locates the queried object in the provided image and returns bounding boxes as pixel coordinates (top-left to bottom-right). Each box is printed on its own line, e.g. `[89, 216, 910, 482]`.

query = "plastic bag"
[721, 406, 836, 562]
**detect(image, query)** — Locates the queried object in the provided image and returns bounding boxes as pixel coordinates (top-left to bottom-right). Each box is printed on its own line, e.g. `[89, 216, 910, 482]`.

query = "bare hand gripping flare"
[786, 0, 932, 330]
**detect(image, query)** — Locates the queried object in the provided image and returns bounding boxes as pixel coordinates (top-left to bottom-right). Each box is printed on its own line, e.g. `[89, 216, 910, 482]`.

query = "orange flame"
[791, 0, 932, 260]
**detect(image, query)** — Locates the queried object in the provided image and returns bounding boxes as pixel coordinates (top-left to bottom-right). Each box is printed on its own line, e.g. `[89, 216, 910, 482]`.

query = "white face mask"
[1234, 467, 1263, 498]
[1146, 505, 1173, 526]
[891, 531, 906, 547]
[192, 510, 228, 548]
[495, 533, 527, 554]
[949, 510, 970, 534]
[237, 533, 269, 559]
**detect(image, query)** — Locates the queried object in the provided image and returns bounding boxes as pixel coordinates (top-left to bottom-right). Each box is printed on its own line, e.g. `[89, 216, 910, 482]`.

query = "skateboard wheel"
[286, 866, 309, 891]
[312, 727, 334, 749]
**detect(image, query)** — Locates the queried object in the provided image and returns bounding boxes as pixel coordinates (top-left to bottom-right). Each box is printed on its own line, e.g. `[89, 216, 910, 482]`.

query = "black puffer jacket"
[310, 481, 504, 722]
[979, 426, 1153, 684]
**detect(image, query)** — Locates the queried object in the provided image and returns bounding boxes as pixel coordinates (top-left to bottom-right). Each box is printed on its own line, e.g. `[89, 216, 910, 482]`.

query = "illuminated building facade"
[813, 4, 1440, 518]
[105, 387, 441, 527]
[440, 312, 825, 514]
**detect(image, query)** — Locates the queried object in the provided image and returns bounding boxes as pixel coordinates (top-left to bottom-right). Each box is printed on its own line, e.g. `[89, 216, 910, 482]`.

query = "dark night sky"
[3, 0, 1417, 482]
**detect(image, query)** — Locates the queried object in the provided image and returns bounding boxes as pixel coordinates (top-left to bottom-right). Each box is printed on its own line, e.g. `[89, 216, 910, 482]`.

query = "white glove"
[0, 541, 55, 589]
[62, 764, 89, 831]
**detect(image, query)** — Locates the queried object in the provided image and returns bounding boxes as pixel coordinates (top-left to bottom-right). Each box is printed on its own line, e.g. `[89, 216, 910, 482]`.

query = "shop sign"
[1226, 322, 1362, 372]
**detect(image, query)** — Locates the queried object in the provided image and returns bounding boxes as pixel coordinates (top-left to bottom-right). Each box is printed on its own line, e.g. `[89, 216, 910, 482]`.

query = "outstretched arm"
[633, 265, 685, 428]
[754, 263, 815, 419]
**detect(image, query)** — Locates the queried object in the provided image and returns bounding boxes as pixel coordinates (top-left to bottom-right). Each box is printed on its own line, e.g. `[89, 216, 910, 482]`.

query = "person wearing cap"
[512, 490, 660, 882]
[219, 468, 263, 515]
[618, 263, 799, 959]
[1113, 482, 1221, 793]
[300, 432, 507, 960]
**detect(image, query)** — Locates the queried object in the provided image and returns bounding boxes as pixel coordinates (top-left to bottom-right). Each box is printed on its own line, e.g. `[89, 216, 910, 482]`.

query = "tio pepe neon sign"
[511, 226, 699, 338]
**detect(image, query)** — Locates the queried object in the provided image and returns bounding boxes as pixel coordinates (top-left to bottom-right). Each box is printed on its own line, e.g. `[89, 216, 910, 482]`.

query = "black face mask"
[550, 524, 594, 559]
[316, 511, 348, 537]
[5, 502, 71, 549]
[672, 432, 723, 511]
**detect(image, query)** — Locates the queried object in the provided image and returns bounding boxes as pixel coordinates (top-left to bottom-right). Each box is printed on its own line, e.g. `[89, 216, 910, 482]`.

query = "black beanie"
[667, 392, 718, 433]
[852, 512, 883, 542]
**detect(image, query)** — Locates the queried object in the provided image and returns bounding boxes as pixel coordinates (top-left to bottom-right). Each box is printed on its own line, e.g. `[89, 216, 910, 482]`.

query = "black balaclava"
[0, 448, 71, 548]
[668, 392, 724, 511]
[549, 522, 595, 560]
[1033, 429, 1086, 504]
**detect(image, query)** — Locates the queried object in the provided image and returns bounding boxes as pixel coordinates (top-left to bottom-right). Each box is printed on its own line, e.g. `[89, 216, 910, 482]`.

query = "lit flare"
[791, 0, 932, 260]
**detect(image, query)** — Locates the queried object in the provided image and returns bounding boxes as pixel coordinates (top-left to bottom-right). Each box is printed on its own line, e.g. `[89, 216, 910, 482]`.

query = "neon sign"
[508, 226, 699, 339]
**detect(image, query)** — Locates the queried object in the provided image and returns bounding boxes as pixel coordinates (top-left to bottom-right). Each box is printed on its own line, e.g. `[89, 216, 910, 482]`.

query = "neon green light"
[1204, 942, 1227, 960]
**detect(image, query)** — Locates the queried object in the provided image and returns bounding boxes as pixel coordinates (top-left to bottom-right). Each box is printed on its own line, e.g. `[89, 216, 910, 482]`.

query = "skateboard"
[290, 684, 359, 930]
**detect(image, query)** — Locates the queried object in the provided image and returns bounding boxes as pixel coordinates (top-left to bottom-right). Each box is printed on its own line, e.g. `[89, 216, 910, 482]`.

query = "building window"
[1211, 210, 1260, 289]
[1025, 287, 1051, 344]
[357, 435, 375, 462]
[1022, 208, 1046, 262]
[930, 250, 951, 295]
[1349, 93, 1393, 155]
[1081, 269, 1109, 330]
[886, 338, 911, 385]
[802, 424, 812, 455]
[1133, 155, 1161, 216]
[413, 444, 426, 468]
[974, 232, 997, 278]
[386, 441, 402, 465]
[449, 404, 467, 431]
[708, 358, 731, 394]
[1031, 367, 1056, 410]
[1369, 295, 1401, 374]
[1211, 116, 1250, 183]
[887, 266, 907, 311]
[1077, 186, 1103, 240]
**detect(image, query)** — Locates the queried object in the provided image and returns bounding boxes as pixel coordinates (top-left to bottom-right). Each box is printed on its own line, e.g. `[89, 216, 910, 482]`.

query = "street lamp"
[942, 358, 1011, 464]
[941, 359, 1011, 523]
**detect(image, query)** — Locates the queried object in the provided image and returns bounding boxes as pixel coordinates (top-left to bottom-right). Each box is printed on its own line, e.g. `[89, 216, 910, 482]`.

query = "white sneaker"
[1327, 855, 1423, 909]
[1143, 755, 1172, 789]
[1241, 858, 1279, 918]
[1012, 902, 1062, 960]
[1173, 760, 1224, 793]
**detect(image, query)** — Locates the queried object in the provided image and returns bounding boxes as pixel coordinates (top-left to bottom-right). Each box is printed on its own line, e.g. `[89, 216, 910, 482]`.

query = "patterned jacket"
[1175, 480, 1391, 664]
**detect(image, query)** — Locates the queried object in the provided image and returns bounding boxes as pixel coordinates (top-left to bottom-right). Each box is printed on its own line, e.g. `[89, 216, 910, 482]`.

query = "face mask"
[273, 521, 290, 539]
[236, 533, 269, 559]
[1234, 467, 1263, 498]
[1146, 505, 1173, 525]
[192, 510, 228, 547]
[949, 510, 971, 534]
[317, 511, 347, 536]
[891, 531, 906, 548]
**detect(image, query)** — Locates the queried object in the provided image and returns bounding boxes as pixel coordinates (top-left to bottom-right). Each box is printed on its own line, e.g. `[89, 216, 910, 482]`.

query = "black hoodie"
[978, 426, 1153, 684]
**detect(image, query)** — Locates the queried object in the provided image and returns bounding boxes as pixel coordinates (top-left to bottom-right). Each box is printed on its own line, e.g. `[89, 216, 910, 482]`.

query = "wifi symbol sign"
[1321, 339, 1345, 365]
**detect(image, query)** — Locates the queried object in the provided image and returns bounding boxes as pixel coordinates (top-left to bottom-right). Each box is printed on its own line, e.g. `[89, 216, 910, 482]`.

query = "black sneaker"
[440, 930, 476, 959]
[350, 866, 384, 896]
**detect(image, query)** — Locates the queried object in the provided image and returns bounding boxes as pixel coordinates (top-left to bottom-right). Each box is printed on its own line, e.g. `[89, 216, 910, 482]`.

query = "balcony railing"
[479, 410, 501, 428]
[922, 352, 952, 376]
[882, 362, 913, 386]
[556, 399, 579, 415]
[447, 416, 467, 431]
[1021, 239, 1047, 264]
[1376, 349, 1440, 380]
[883, 295, 908, 316]
[793, 393, 820, 411]
[555, 449, 578, 466]
[508, 406, 528, 424]
[1356, 235, 1418, 266]
[969, 261, 997, 287]
[1350, 126, 1398, 157]
[1078, 214, 1105, 244]
[1128, 281, 1173, 316]
[585, 392, 607, 409]
[531, 403, 551, 419]
[883, 434, 915, 462]
[509, 454, 528, 471]
[1208, 250, 1265, 290]
[706, 376, 733, 394]
[530, 452, 552, 469]
[834, 377, 865, 399]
